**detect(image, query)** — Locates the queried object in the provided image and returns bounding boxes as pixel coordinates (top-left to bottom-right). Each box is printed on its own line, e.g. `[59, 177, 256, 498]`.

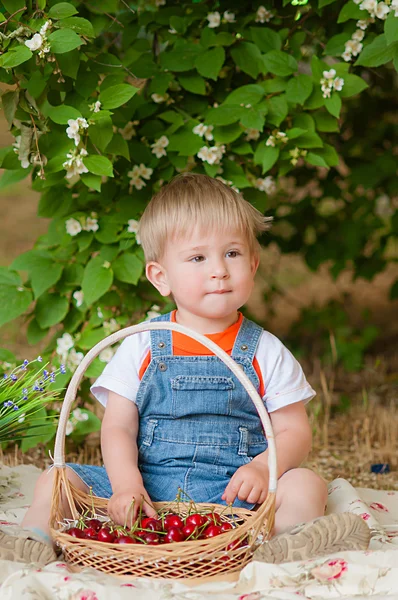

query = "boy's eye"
[226, 250, 240, 258]
[190, 255, 205, 263]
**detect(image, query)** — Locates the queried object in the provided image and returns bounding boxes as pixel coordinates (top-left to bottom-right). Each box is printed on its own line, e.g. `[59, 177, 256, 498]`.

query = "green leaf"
[355, 35, 397, 67]
[295, 130, 323, 148]
[48, 2, 79, 18]
[262, 50, 298, 77]
[325, 33, 350, 57]
[167, 128, 205, 156]
[27, 318, 48, 345]
[337, 0, 367, 22]
[286, 127, 307, 139]
[313, 111, 339, 132]
[77, 327, 107, 350]
[250, 27, 281, 53]
[178, 73, 206, 95]
[47, 104, 82, 124]
[82, 256, 114, 305]
[240, 108, 265, 131]
[224, 84, 264, 106]
[99, 83, 139, 109]
[113, 253, 144, 285]
[106, 134, 130, 160]
[306, 152, 329, 168]
[231, 43, 262, 79]
[266, 95, 288, 126]
[253, 145, 280, 174]
[285, 74, 313, 104]
[0, 168, 31, 190]
[385, 11, 398, 46]
[160, 47, 200, 72]
[213, 124, 243, 144]
[0, 285, 32, 328]
[26, 71, 47, 99]
[206, 105, 244, 126]
[35, 293, 69, 328]
[11, 251, 64, 299]
[1, 91, 19, 126]
[0, 268, 21, 286]
[88, 116, 113, 152]
[324, 93, 342, 118]
[169, 15, 187, 34]
[2, 0, 25, 12]
[0, 46, 32, 69]
[339, 73, 368, 97]
[81, 173, 102, 192]
[47, 29, 82, 54]
[195, 47, 225, 81]
[59, 17, 95, 37]
[83, 155, 114, 177]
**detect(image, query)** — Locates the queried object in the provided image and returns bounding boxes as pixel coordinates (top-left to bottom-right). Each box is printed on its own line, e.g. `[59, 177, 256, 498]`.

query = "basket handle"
[53, 321, 278, 493]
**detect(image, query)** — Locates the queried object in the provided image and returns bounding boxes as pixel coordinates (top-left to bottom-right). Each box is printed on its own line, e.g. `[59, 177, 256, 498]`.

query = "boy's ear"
[146, 262, 171, 297]
[251, 252, 260, 275]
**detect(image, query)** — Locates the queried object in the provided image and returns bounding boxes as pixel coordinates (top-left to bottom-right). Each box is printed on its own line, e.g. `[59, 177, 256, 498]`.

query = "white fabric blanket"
[0, 464, 397, 600]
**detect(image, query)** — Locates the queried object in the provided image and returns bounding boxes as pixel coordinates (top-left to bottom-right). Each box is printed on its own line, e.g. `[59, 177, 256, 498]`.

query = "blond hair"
[139, 173, 272, 262]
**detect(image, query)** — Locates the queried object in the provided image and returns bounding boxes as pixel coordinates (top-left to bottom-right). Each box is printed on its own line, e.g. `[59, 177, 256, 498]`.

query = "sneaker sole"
[253, 512, 370, 564]
[0, 531, 57, 565]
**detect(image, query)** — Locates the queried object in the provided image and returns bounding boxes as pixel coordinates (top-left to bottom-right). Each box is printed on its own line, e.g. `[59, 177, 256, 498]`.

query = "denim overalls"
[68, 312, 268, 509]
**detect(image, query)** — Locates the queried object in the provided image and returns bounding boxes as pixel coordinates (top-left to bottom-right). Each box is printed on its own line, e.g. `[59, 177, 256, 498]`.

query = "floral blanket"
[0, 464, 397, 600]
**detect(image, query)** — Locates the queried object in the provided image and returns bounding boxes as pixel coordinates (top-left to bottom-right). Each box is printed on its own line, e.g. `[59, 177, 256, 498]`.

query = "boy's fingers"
[223, 477, 243, 504]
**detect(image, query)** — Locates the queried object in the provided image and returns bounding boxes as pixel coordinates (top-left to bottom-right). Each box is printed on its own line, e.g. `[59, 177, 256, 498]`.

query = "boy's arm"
[222, 401, 312, 504]
[101, 391, 156, 522]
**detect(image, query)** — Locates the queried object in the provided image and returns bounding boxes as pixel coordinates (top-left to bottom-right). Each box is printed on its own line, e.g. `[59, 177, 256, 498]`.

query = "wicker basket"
[49, 321, 277, 580]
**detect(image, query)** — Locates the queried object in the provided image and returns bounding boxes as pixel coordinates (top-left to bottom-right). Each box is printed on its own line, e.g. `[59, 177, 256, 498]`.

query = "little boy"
[0, 173, 369, 565]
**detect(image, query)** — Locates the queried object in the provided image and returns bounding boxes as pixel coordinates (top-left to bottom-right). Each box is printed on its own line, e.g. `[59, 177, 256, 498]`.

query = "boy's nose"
[211, 264, 229, 279]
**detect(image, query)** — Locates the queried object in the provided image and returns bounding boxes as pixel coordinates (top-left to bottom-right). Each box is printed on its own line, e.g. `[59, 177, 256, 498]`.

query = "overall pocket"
[171, 375, 234, 418]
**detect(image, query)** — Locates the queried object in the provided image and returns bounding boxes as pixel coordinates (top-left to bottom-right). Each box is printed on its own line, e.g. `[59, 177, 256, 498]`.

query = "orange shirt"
[139, 310, 265, 397]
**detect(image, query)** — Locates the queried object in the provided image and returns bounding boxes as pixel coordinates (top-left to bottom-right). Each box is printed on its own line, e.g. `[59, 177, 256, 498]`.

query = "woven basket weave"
[49, 321, 277, 580]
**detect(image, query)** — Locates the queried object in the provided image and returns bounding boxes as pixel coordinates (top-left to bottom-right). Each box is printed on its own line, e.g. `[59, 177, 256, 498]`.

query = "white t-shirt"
[91, 328, 316, 413]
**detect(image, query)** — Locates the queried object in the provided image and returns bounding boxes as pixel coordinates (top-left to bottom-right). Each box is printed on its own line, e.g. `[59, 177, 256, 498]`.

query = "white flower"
[127, 219, 139, 234]
[391, 0, 398, 17]
[66, 117, 89, 146]
[192, 123, 214, 141]
[223, 11, 236, 23]
[352, 29, 365, 41]
[63, 148, 89, 180]
[25, 33, 43, 52]
[90, 101, 102, 113]
[197, 145, 225, 165]
[72, 408, 89, 422]
[97, 307, 104, 319]
[342, 50, 353, 62]
[151, 93, 169, 103]
[255, 6, 273, 23]
[104, 318, 119, 335]
[375, 1, 390, 19]
[40, 20, 52, 35]
[146, 304, 161, 320]
[17, 413, 26, 424]
[357, 19, 370, 30]
[323, 69, 336, 79]
[56, 333, 75, 358]
[129, 177, 145, 190]
[83, 217, 99, 232]
[345, 39, 363, 56]
[67, 349, 84, 371]
[207, 11, 221, 28]
[255, 176, 276, 194]
[151, 135, 169, 159]
[275, 131, 288, 142]
[119, 121, 138, 140]
[66, 420, 74, 436]
[65, 218, 82, 236]
[99, 348, 115, 363]
[245, 128, 261, 141]
[359, 0, 377, 15]
[333, 77, 344, 92]
[375, 194, 394, 218]
[73, 290, 84, 307]
[266, 135, 276, 147]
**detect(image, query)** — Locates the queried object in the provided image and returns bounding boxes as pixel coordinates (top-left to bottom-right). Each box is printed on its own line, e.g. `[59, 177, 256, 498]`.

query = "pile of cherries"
[65, 510, 247, 548]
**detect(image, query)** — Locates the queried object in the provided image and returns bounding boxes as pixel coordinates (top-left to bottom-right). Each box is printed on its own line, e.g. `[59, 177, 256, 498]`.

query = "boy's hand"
[222, 462, 269, 505]
[107, 483, 157, 526]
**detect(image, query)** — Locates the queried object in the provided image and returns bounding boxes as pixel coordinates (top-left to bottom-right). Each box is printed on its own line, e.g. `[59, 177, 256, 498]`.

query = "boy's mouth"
[210, 290, 231, 294]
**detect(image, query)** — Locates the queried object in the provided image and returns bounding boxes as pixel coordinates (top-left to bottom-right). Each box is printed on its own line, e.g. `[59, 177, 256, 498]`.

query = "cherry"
[144, 532, 160, 545]
[203, 524, 222, 538]
[141, 518, 162, 532]
[164, 514, 184, 530]
[164, 527, 185, 543]
[181, 523, 198, 539]
[203, 512, 222, 525]
[68, 527, 85, 538]
[185, 513, 206, 528]
[220, 522, 233, 532]
[84, 526, 98, 540]
[86, 518, 102, 532]
[97, 527, 116, 543]
[116, 535, 135, 544]
[226, 539, 243, 551]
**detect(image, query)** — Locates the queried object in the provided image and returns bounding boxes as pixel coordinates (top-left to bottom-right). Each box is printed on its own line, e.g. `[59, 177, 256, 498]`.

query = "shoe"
[253, 512, 370, 564]
[0, 530, 57, 565]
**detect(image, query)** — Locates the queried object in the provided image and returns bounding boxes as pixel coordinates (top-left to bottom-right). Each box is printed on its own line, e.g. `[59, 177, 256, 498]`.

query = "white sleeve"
[90, 331, 150, 407]
[256, 331, 316, 413]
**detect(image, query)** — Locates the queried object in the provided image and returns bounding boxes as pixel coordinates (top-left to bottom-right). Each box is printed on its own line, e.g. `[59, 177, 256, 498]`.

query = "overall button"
[157, 341, 165, 348]
[240, 344, 248, 351]
[158, 362, 167, 371]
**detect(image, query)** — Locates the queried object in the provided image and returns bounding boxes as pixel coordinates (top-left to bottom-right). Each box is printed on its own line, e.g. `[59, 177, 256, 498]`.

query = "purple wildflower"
[13, 405, 19, 411]
[23, 359, 29, 366]
[37, 356, 43, 363]
[11, 375, 17, 381]
[60, 364, 66, 374]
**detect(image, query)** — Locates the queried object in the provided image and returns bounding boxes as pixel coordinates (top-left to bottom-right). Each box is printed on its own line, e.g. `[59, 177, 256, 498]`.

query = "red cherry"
[164, 514, 184, 530]
[204, 512, 222, 525]
[140, 517, 153, 528]
[203, 524, 222, 538]
[164, 527, 185, 543]
[220, 522, 233, 532]
[226, 539, 244, 551]
[185, 513, 206, 528]
[68, 527, 85, 538]
[144, 532, 160, 545]
[116, 535, 135, 544]
[84, 526, 98, 540]
[86, 519, 102, 532]
[97, 527, 115, 543]
[141, 518, 162, 532]
[181, 523, 198, 539]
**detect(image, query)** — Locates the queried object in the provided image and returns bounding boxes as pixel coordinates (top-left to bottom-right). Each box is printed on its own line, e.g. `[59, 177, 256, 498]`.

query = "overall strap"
[231, 317, 263, 363]
[149, 312, 173, 357]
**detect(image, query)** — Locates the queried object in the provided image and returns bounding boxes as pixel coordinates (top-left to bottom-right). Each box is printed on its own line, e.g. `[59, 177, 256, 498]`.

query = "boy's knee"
[279, 468, 328, 499]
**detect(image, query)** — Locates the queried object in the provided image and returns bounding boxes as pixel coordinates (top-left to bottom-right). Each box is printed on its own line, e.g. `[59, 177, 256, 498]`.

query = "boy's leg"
[254, 467, 370, 564]
[0, 466, 89, 565]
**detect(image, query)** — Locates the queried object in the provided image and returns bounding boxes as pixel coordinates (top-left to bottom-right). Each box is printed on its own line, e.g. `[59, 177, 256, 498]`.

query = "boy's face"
[146, 227, 259, 329]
